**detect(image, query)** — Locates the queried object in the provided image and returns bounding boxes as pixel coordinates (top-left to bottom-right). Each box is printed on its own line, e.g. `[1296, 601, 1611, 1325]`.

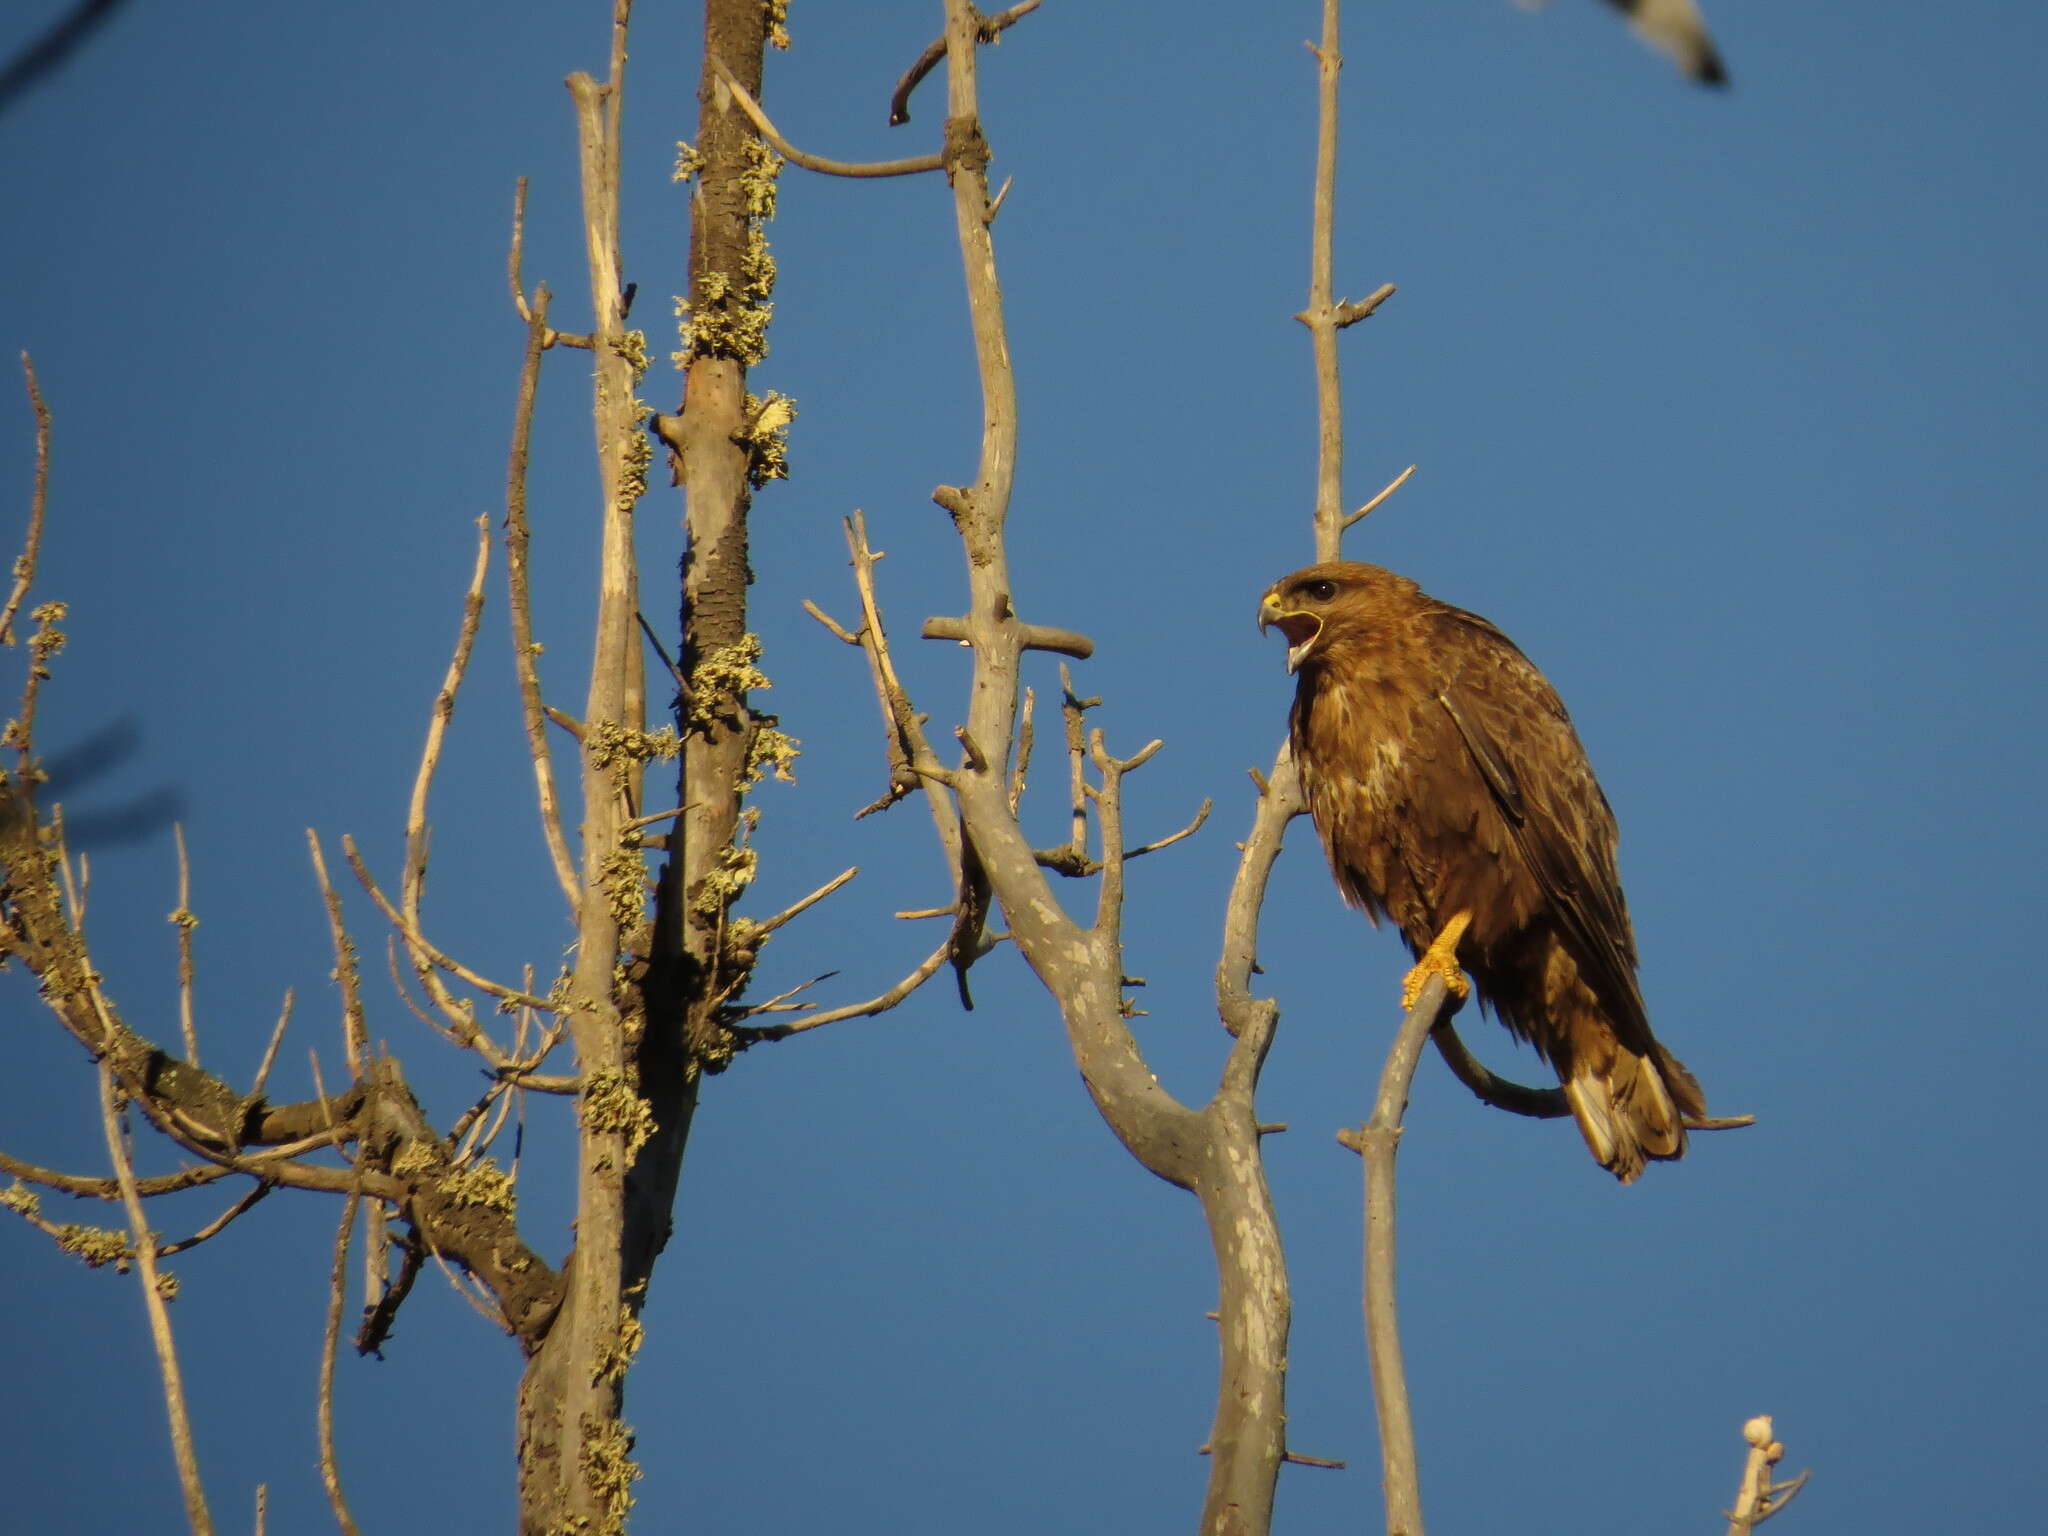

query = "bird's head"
[1259, 562, 1387, 674]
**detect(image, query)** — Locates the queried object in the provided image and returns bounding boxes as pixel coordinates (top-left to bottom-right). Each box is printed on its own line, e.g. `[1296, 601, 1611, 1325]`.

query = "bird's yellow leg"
[1400, 910, 1473, 1012]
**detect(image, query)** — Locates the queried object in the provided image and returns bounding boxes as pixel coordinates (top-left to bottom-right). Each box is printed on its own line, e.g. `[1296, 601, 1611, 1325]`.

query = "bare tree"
[0, 4, 1797, 1534]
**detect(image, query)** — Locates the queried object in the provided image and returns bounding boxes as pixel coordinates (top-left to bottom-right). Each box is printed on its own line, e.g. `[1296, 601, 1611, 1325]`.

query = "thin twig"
[712, 58, 942, 177]
[249, 989, 294, 1102]
[400, 514, 494, 1043]
[158, 1180, 273, 1256]
[502, 248, 581, 914]
[170, 823, 200, 1065]
[1342, 461, 1416, 530]
[342, 838, 555, 1017]
[0, 1145, 233, 1200]
[751, 866, 858, 938]
[305, 833, 369, 1078]
[729, 970, 838, 1019]
[801, 598, 859, 646]
[1305, 0, 1347, 563]
[508, 177, 535, 324]
[318, 1194, 364, 1536]
[758, 938, 951, 1036]
[99, 1060, 215, 1536]
[1127, 797, 1212, 859]
[2, 353, 53, 645]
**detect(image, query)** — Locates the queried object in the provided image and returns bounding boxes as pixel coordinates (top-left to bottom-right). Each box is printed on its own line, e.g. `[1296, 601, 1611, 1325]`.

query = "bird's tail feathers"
[1562, 1037, 1703, 1184]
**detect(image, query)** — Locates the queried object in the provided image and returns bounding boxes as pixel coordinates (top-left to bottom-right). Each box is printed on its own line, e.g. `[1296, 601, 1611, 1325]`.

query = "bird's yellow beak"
[1258, 590, 1321, 674]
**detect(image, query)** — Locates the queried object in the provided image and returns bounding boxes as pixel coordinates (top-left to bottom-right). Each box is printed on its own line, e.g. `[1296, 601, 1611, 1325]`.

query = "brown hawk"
[1259, 561, 1706, 1181]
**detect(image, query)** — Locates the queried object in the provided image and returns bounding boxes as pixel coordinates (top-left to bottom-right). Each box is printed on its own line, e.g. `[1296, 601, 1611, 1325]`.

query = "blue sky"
[2, 1, 2043, 1531]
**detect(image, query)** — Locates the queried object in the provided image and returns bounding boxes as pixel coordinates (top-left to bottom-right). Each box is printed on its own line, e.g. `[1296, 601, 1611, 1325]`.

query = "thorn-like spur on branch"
[1282, 1451, 1348, 1470]
[1342, 462, 1417, 531]
[710, 57, 942, 178]
[1724, 1416, 1810, 1534]
[887, 0, 1043, 125]
[921, 614, 1095, 660]
[1333, 281, 1398, 329]
[983, 174, 1014, 226]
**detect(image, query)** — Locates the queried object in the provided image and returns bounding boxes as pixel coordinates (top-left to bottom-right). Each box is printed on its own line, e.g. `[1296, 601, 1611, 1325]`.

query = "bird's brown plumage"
[1259, 561, 1705, 1182]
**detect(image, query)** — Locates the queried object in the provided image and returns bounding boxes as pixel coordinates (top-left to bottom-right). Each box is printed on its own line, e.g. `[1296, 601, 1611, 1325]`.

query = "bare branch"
[922, 614, 1095, 659]
[1342, 460, 1416, 531]
[1336, 962, 1465, 1536]
[1429, 1020, 1571, 1119]
[99, 1060, 215, 1536]
[1332, 280, 1397, 330]
[317, 1195, 365, 1536]
[1305, 2, 1347, 563]
[170, 823, 201, 1064]
[399, 514, 494, 1040]
[0, 1146, 234, 1201]
[158, 1180, 273, 1257]
[753, 938, 951, 1037]
[751, 866, 858, 939]
[711, 57, 941, 177]
[2, 352, 52, 645]
[801, 597, 859, 645]
[341, 838, 556, 1020]
[249, 988, 294, 1102]
[1128, 797, 1212, 860]
[502, 270, 582, 915]
[305, 832, 369, 1079]
[508, 177, 535, 323]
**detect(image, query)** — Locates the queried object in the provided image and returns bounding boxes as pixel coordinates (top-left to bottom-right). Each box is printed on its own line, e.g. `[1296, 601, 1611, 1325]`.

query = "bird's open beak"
[1257, 591, 1321, 674]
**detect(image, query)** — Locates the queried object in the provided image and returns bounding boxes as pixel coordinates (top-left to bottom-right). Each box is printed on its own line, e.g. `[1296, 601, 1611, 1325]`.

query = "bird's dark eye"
[1304, 580, 1338, 602]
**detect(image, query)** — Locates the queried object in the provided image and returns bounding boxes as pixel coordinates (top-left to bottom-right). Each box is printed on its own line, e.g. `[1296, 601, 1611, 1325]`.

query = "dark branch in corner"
[0, 0, 134, 119]
[887, 0, 1043, 125]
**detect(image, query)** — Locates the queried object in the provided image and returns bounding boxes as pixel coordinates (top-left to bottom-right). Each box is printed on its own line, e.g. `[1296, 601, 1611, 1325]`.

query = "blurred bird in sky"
[1517, 0, 1729, 85]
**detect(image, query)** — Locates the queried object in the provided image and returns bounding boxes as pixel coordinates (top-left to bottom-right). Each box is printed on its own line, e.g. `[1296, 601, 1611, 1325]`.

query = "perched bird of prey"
[1517, 0, 1729, 85]
[1259, 562, 1706, 1181]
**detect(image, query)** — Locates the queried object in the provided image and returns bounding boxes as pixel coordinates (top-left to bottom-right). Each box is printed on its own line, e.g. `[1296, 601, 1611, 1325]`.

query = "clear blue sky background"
[2, 2, 2043, 1531]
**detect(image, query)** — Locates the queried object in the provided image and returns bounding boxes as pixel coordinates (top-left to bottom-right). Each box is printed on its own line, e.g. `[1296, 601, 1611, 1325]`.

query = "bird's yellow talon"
[1400, 911, 1472, 1012]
